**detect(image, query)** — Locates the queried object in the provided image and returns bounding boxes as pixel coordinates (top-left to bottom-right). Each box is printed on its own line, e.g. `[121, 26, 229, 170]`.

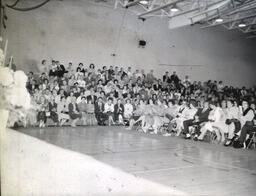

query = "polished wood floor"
[17, 126, 256, 196]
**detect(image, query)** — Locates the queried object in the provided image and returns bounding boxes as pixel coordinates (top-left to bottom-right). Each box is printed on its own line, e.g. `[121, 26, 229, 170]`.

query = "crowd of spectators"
[24, 59, 256, 149]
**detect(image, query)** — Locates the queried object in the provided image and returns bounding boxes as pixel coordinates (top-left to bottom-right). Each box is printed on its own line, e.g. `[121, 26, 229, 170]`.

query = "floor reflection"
[17, 126, 256, 196]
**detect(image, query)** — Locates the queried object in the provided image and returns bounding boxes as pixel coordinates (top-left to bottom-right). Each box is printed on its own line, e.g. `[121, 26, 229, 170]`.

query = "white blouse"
[208, 107, 224, 122]
[226, 106, 240, 120]
[124, 103, 133, 115]
[104, 103, 114, 113]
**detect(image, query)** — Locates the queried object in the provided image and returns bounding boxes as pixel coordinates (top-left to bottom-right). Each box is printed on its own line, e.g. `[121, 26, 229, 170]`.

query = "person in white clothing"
[169, 100, 188, 136]
[174, 99, 198, 136]
[124, 99, 133, 119]
[104, 98, 115, 126]
[198, 101, 226, 142]
[224, 100, 242, 146]
[235, 100, 255, 148]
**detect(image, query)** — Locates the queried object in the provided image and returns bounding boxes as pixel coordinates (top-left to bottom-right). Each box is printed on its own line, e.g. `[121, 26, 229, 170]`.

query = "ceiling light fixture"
[215, 18, 223, 23]
[170, 7, 179, 12]
[238, 23, 246, 27]
[139, 0, 148, 5]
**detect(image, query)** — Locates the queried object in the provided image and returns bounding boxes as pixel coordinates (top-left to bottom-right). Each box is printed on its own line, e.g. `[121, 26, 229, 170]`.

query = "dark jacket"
[95, 102, 104, 115]
[114, 103, 124, 121]
[195, 108, 211, 122]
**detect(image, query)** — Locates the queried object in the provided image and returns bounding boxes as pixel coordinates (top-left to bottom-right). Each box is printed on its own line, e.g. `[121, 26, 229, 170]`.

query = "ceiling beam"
[245, 28, 256, 33]
[124, 0, 141, 8]
[138, 0, 184, 18]
[246, 34, 256, 39]
[168, 0, 229, 19]
[201, 13, 256, 28]
[227, 3, 256, 15]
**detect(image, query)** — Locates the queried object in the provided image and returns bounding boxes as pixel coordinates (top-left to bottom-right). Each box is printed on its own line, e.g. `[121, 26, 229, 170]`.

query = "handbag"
[233, 140, 244, 148]
[225, 119, 232, 125]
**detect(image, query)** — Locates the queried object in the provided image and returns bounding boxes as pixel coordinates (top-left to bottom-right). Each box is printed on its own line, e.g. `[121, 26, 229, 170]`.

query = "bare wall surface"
[3, 0, 256, 87]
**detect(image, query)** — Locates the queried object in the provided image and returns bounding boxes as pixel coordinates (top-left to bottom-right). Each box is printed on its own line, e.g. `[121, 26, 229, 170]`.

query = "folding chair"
[246, 131, 256, 149]
[204, 130, 217, 143]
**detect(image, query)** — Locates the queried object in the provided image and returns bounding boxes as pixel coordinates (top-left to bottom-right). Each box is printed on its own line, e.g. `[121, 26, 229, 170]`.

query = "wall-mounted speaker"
[139, 40, 146, 47]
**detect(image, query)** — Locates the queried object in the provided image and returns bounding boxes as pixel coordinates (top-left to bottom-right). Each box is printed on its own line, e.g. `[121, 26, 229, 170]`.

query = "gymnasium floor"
[14, 126, 256, 195]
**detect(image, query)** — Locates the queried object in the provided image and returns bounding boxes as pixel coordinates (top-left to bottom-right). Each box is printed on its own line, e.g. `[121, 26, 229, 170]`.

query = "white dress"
[203, 107, 227, 132]
[124, 103, 133, 119]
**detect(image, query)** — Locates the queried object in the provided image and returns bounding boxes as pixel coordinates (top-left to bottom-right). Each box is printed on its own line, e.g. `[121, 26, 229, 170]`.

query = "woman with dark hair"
[114, 98, 124, 124]
[78, 96, 87, 125]
[173, 99, 198, 136]
[68, 96, 82, 127]
[197, 100, 226, 142]
[184, 100, 211, 139]
[127, 99, 146, 130]
[140, 98, 156, 133]
[77, 63, 84, 72]
[68, 75, 76, 88]
[151, 99, 169, 134]
[86, 97, 97, 126]
[124, 98, 133, 120]
[224, 99, 241, 146]
[95, 97, 105, 125]
[89, 63, 95, 70]
[234, 100, 255, 148]
[47, 97, 59, 126]
[122, 85, 129, 98]
[57, 96, 70, 126]
[104, 97, 115, 126]
[37, 96, 48, 128]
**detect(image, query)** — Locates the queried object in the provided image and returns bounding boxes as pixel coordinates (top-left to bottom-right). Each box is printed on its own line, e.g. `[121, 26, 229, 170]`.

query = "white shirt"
[208, 107, 224, 122]
[226, 106, 240, 119]
[104, 103, 114, 113]
[124, 103, 133, 116]
[77, 79, 86, 88]
[76, 96, 87, 104]
[240, 109, 254, 126]
[183, 108, 198, 120]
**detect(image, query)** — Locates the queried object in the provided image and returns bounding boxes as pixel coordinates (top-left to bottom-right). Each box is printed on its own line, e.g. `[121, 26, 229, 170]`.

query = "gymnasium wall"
[3, 0, 256, 87]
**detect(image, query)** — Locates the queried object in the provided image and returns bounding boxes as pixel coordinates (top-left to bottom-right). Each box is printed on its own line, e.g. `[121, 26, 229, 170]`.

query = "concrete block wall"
[3, 0, 256, 87]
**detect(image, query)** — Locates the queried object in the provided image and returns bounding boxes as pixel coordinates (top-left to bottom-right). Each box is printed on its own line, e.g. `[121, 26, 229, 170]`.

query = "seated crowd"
[24, 60, 256, 148]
